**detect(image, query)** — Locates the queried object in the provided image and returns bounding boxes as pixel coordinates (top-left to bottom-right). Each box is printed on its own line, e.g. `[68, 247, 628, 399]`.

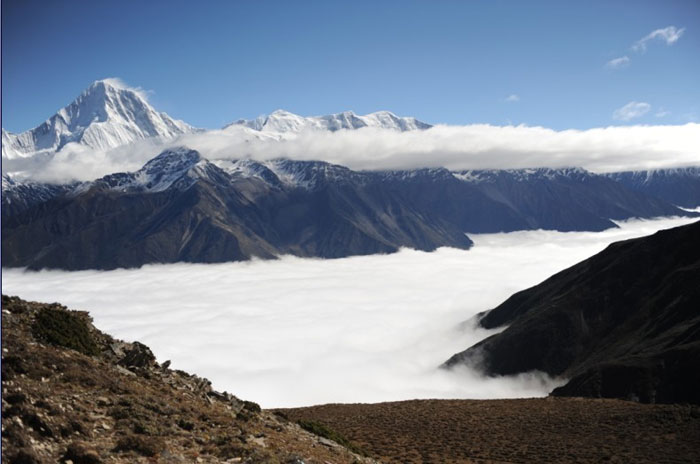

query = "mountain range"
[2, 80, 699, 269]
[2, 146, 696, 270]
[227, 108, 431, 133]
[1, 79, 429, 164]
[444, 219, 700, 404]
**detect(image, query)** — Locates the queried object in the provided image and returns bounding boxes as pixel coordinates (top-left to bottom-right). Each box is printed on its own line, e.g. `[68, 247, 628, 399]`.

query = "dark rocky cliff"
[444, 220, 700, 404]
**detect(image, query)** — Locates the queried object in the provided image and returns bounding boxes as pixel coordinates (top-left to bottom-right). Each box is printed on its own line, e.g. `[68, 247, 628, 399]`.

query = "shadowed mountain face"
[444, 220, 700, 404]
[1, 149, 474, 270]
[452, 168, 688, 232]
[1, 148, 696, 270]
[605, 167, 700, 208]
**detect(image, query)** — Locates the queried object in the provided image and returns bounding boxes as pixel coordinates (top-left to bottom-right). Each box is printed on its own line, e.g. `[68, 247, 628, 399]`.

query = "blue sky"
[2, 0, 699, 132]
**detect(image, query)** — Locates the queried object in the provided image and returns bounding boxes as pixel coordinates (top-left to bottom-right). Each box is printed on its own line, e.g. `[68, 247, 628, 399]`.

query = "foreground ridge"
[0, 295, 376, 464]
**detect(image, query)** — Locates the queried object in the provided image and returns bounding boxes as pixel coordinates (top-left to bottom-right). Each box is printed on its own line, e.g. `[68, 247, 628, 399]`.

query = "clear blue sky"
[2, 0, 699, 132]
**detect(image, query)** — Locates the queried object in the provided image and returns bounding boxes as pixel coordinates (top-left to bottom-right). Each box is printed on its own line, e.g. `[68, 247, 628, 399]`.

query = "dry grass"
[282, 398, 700, 463]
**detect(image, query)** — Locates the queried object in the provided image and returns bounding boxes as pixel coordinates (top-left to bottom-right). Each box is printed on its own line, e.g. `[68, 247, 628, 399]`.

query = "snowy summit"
[225, 109, 431, 133]
[1, 79, 195, 159]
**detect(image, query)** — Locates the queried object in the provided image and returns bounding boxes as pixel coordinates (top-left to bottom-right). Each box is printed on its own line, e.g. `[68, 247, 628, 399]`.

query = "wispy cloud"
[632, 26, 685, 52]
[101, 77, 153, 101]
[613, 101, 651, 121]
[505, 94, 520, 103]
[606, 56, 630, 69]
[655, 109, 670, 118]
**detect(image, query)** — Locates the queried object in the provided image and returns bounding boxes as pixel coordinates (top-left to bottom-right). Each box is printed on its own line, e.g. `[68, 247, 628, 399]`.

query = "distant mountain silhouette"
[605, 167, 700, 208]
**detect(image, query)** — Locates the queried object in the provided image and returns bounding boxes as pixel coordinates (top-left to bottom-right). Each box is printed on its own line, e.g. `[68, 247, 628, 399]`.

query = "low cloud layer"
[173, 123, 700, 175]
[3, 216, 694, 408]
[10, 122, 699, 184]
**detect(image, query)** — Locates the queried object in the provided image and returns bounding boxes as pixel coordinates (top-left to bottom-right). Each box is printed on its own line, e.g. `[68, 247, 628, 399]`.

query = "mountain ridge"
[2, 147, 696, 270]
[605, 167, 700, 208]
[443, 220, 700, 404]
[225, 109, 431, 133]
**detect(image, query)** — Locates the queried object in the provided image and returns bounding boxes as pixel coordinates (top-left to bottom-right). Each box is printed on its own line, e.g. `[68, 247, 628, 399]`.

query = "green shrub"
[32, 308, 99, 356]
[242, 400, 261, 413]
[297, 419, 367, 456]
[176, 418, 195, 431]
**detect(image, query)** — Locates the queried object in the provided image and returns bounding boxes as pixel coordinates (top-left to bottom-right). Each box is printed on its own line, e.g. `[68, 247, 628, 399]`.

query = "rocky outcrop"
[1, 295, 376, 463]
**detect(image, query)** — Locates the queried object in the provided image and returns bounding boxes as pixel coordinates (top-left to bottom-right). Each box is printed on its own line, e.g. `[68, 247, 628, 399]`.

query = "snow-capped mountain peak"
[2, 79, 196, 160]
[82, 147, 222, 194]
[139, 147, 203, 181]
[225, 109, 431, 133]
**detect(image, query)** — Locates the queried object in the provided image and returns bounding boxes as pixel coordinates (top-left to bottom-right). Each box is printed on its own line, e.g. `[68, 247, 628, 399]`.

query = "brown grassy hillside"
[282, 398, 700, 463]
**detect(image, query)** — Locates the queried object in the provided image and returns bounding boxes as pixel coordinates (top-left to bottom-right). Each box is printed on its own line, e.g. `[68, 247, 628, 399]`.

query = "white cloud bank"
[3, 216, 695, 408]
[174, 122, 700, 174]
[632, 26, 685, 52]
[6, 121, 700, 184]
[613, 101, 652, 121]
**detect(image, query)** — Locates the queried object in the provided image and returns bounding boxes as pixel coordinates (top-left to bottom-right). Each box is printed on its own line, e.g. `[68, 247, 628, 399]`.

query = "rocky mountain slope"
[2, 149, 474, 270]
[450, 167, 687, 232]
[1, 175, 78, 218]
[1, 295, 376, 464]
[3, 147, 696, 270]
[444, 220, 700, 404]
[605, 167, 700, 208]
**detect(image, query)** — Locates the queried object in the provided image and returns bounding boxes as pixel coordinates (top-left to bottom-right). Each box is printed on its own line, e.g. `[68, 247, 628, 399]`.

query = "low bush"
[297, 419, 367, 456]
[32, 307, 99, 356]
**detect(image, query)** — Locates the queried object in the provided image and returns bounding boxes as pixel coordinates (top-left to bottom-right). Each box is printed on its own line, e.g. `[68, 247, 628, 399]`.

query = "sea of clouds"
[2, 216, 696, 407]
